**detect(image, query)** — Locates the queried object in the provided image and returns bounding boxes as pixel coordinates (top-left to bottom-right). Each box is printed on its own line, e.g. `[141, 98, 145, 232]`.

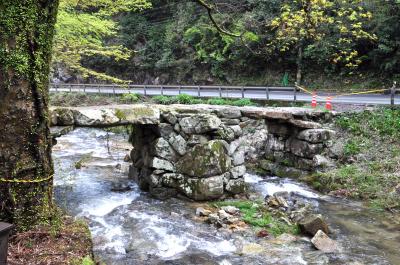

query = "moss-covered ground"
[211, 200, 300, 237]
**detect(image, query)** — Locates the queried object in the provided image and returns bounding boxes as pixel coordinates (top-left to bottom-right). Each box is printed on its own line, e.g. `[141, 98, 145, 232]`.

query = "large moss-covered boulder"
[177, 175, 225, 200]
[176, 140, 232, 178]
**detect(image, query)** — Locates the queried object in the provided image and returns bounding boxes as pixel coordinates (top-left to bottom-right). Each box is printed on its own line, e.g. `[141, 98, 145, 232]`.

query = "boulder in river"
[299, 214, 329, 236]
[311, 230, 339, 253]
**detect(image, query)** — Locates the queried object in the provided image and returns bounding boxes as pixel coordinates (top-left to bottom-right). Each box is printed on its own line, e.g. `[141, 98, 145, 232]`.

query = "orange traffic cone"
[325, 96, 332, 110]
[311, 93, 317, 108]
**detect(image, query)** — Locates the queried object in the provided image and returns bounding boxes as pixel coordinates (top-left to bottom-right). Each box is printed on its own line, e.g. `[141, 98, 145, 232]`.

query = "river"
[52, 128, 400, 265]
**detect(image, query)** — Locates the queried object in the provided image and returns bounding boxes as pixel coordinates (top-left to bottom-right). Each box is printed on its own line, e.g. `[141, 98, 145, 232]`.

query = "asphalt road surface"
[50, 86, 399, 105]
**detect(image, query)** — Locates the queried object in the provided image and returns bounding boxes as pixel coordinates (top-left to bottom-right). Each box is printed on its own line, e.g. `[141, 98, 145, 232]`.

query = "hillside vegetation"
[54, 0, 400, 90]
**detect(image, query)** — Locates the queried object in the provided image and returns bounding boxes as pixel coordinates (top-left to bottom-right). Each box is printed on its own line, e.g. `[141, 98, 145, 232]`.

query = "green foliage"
[336, 108, 400, 140]
[231, 98, 255, 107]
[313, 108, 400, 211]
[53, 0, 151, 82]
[176, 94, 195, 104]
[212, 200, 300, 236]
[121, 92, 141, 103]
[152, 95, 175, 104]
[206, 98, 229, 105]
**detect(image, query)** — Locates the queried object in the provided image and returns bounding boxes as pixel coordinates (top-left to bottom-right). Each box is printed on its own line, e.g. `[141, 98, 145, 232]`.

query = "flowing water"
[53, 128, 400, 265]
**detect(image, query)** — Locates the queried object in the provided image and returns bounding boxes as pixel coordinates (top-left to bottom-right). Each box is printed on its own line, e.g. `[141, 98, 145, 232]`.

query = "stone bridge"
[50, 104, 336, 200]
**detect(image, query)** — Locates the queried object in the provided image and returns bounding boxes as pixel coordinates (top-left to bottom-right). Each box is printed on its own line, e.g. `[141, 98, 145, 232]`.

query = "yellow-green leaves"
[53, 0, 151, 82]
[267, 0, 376, 70]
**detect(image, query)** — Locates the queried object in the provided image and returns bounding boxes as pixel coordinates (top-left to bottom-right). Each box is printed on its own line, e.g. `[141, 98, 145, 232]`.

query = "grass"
[211, 200, 300, 236]
[312, 107, 400, 211]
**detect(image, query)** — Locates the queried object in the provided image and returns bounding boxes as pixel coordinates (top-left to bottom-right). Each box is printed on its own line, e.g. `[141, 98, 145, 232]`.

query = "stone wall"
[126, 105, 335, 200]
[50, 104, 336, 201]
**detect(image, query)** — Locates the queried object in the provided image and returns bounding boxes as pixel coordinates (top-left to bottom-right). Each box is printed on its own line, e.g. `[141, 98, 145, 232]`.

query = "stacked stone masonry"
[50, 104, 335, 200]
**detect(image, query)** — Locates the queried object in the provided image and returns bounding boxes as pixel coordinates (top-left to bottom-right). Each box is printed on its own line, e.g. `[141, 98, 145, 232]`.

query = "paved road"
[50, 85, 399, 105]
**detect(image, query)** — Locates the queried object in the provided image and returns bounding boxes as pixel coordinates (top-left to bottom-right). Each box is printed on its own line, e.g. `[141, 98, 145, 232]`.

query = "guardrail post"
[0, 222, 14, 265]
[219, 86, 222, 97]
[144, 85, 147, 96]
[294, 83, 297, 102]
[241, 86, 244, 98]
[55, 84, 58, 92]
[69, 84, 72, 93]
[83, 84, 86, 93]
[391, 81, 397, 107]
[198, 86, 201, 97]
[113, 86, 116, 96]
[266, 87, 269, 100]
[98, 84, 101, 94]
[179, 85, 182, 95]
[161, 85, 164, 96]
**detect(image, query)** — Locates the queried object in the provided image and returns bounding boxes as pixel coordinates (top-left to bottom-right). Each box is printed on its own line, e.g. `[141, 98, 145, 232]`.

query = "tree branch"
[194, 0, 240, 37]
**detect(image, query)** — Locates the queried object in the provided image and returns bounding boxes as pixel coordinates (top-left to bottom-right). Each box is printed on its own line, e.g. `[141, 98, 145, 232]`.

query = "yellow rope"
[0, 175, 53, 184]
[295, 84, 388, 99]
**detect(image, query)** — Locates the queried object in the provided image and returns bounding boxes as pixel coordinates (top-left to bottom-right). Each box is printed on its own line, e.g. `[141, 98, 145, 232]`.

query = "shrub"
[207, 97, 229, 105]
[121, 92, 140, 103]
[152, 95, 172, 104]
[176, 93, 195, 104]
[231, 98, 255, 107]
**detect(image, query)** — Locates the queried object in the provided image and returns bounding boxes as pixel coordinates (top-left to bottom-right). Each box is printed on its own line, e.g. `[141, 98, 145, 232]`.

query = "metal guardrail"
[49, 83, 298, 101]
[49, 83, 399, 105]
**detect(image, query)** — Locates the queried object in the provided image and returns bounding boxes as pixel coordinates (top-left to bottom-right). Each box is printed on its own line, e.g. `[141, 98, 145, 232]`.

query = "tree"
[53, 0, 151, 83]
[267, 0, 376, 84]
[0, 0, 152, 231]
[0, 0, 59, 230]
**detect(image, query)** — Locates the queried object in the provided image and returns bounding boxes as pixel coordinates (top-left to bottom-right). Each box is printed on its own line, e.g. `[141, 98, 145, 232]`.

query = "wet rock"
[287, 138, 324, 159]
[275, 233, 297, 244]
[225, 178, 246, 194]
[110, 182, 132, 192]
[151, 138, 177, 161]
[187, 135, 209, 147]
[218, 210, 239, 224]
[216, 126, 236, 142]
[178, 175, 225, 200]
[161, 173, 184, 188]
[52, 108, 75, 125]
[158, 123, 175, 139]
[149, 187, 178, 200]
[221, 206, 240, 215]
[297, 129, 335, 143]
[266, 195, 289, 209]
[169, 134, 187, 156]
[230, 165, 246, 179]
[299, 214, 329, 236]
[176, 140, 232, 178]
[123, 154, 131, 162]
[215, 108, 242, 119]
[151, 157, 174, 172]
[229, 125, 242, 137]
[266, 135, 285, 151]
[179, 114, 221, 134]
[161, 111, 178, 124]
[311, 230, 339, 253]
[232, 148, 245, 166]
[207, 213, 220, 224]
[196, 207, 212, 217]
[256, 230, 269, 238]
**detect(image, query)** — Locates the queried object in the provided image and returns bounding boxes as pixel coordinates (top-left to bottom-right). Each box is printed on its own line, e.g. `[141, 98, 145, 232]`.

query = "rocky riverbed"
[53, 128, 400, 265]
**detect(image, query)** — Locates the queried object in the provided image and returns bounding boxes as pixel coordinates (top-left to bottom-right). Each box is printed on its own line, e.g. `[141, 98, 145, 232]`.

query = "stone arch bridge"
[50, 104, 336, 200]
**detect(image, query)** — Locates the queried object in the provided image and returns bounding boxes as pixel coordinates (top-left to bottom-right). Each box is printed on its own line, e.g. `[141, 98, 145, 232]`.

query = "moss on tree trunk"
[0, 0, 59, 230]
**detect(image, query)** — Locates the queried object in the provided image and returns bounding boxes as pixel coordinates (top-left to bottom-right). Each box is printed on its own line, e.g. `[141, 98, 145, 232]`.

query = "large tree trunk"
[0, 0, 59, 230]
